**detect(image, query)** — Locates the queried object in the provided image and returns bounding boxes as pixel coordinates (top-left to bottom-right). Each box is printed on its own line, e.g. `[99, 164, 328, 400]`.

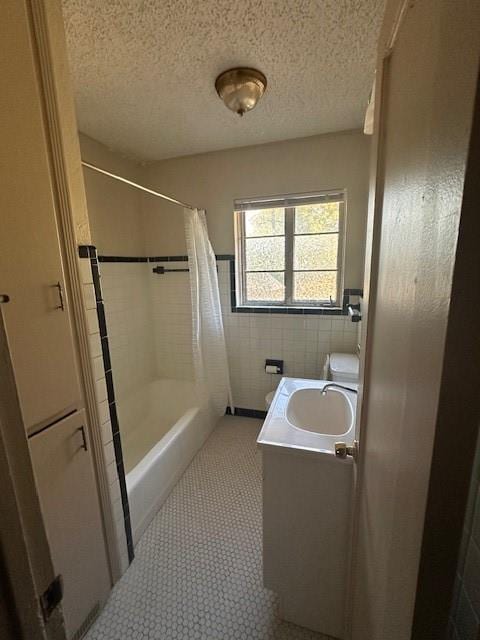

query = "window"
[234, 191, 345, 308]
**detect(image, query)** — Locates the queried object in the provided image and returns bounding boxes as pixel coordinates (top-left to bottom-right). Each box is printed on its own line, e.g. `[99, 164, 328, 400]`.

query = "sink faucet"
[321, 383, 358, 395]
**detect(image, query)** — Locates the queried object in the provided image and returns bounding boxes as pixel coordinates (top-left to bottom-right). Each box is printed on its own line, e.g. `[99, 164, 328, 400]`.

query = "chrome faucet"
[321, 383, 358, 395]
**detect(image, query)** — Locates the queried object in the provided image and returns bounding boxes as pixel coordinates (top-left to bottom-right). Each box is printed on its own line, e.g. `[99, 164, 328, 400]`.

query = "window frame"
[234, 192, 346, 309]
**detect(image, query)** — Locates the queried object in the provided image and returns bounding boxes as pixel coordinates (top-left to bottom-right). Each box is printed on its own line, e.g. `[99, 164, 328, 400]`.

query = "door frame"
[27, 0, 122, 581]
[0, 312, 66, 640]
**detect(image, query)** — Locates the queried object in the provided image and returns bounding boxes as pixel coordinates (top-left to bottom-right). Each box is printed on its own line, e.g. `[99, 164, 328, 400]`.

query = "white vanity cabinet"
[258, 378, 356, 640]
[262, 446, 353, 639]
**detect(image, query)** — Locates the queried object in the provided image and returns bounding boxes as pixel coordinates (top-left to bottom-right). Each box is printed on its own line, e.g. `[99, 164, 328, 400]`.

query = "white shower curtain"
[184, 208, 233, 416]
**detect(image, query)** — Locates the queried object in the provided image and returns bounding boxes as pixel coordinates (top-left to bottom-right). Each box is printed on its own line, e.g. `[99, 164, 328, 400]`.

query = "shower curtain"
[184, 208, 233, 416]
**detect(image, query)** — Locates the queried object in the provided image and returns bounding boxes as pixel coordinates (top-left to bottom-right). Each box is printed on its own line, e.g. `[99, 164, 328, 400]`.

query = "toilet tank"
[329, 353, 359, 383]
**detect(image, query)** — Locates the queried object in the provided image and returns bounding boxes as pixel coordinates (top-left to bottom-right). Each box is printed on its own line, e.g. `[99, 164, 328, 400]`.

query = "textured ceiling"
[62, 0, 384, 162]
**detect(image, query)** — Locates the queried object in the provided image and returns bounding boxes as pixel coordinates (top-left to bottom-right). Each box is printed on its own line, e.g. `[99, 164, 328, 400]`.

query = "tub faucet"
[321, 383, 358, 395]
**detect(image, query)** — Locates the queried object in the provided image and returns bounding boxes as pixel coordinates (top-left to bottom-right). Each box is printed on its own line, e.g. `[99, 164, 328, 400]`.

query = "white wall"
[100, 263, 156, 399]
[79, 133, 145, 256]
[142, 130, 370, 289]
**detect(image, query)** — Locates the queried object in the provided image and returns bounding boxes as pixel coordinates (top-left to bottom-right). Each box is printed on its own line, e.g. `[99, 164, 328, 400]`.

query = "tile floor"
[86, 416, 330, 640]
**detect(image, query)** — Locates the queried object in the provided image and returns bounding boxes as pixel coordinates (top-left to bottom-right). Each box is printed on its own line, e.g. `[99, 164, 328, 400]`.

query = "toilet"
[329, 352, 359, 383]
[265, 352, 360, 410]
[265, 390, 275, 410]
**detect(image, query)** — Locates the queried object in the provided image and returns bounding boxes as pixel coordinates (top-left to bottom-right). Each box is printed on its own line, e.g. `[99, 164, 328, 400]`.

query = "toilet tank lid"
[330, 353, 359, 375]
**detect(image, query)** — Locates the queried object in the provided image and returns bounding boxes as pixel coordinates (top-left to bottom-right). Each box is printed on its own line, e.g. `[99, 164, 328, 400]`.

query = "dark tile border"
[225, 406, 267, 420]
[98, 252, 363, 317]
[98, 255, 148, 263]
[225, 256, 351, 316]
[78, 245, 134, 564]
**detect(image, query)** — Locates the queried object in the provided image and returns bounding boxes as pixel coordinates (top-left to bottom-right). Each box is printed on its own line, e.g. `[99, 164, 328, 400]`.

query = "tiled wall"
[150, 260, 194, 380]
[78, 248, 133, 576]
[100, 262, 156, 398]
[99, 259, 194, 386]
[96, 255, 359, 414]
[449, 426, 480, 639]
[217, 261, 358, 411]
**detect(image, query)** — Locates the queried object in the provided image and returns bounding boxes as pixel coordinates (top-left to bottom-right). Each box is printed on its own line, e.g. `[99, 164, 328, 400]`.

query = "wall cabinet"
[29, 410, 110, 639]
[0, 0, 81, 433]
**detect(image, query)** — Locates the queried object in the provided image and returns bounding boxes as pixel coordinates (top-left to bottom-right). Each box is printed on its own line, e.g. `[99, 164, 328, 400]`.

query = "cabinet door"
[0, 0, 80, 432]
[29, 410, 110, 639]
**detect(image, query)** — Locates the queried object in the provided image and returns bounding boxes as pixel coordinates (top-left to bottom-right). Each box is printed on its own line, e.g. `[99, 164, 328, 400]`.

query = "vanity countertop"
[257, 377, 357, 456]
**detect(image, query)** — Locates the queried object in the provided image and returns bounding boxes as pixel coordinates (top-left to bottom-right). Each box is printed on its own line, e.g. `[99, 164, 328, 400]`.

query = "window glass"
[246, 272, 285, 301]
[295, 203, 339, 234]
[245, 236, 285, 271]
[294, 235, 338, 271]
[236, 194, 344, 307]
[293, 271, 337, 302]
[245, 208, 285, 237]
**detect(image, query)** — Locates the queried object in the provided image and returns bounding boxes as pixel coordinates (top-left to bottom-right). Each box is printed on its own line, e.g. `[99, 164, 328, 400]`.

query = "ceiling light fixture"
[215, 67, 267, 117]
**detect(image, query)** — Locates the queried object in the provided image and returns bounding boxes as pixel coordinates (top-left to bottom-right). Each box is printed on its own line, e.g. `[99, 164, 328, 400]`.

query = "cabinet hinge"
[39, 574, 63, 622]
[335, 440, 359, 460]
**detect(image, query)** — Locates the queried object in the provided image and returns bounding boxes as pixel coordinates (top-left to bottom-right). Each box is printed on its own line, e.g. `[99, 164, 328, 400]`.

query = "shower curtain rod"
[81, 160, 195, 211]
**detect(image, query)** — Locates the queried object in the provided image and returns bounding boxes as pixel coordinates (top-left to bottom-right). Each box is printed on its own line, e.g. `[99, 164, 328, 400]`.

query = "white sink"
[257, 377, 357, 455]
[286, 387, 353, 436]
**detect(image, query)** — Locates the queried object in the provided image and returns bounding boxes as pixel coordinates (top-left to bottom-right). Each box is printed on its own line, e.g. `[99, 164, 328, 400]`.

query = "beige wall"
[142, 130, 370, 288]
[79, 133, 145, 255]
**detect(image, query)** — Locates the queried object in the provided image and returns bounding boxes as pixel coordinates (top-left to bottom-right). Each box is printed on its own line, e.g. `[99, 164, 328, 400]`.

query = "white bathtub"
[118, 378, 214, 545]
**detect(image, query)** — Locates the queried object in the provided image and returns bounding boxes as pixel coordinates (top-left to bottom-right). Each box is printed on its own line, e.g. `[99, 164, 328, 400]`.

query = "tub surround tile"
[112, 432, 124, 465]
[103, 441, 116, 468]
[108, 478, 122, 506]
[88, 332, 102, 359]
[101, 420, 113, 446]
[78, 247, 134, 571]
[108, 402, 120, 436]
[101, 337, 112, 372]
[97, 399, 110, 425]
[106, 460, 118, 487]
[95, 377, 108, 404]
[91, 263, 102, 302]
[85, 308, 100, 335]
[82, 283, 97, 310]
[96, 302, 107, 338]
[78, 257, 94, 284]
[92, 356, 105, 382]
[99, 256, 149, 263]
[105, 370, 115, 404]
